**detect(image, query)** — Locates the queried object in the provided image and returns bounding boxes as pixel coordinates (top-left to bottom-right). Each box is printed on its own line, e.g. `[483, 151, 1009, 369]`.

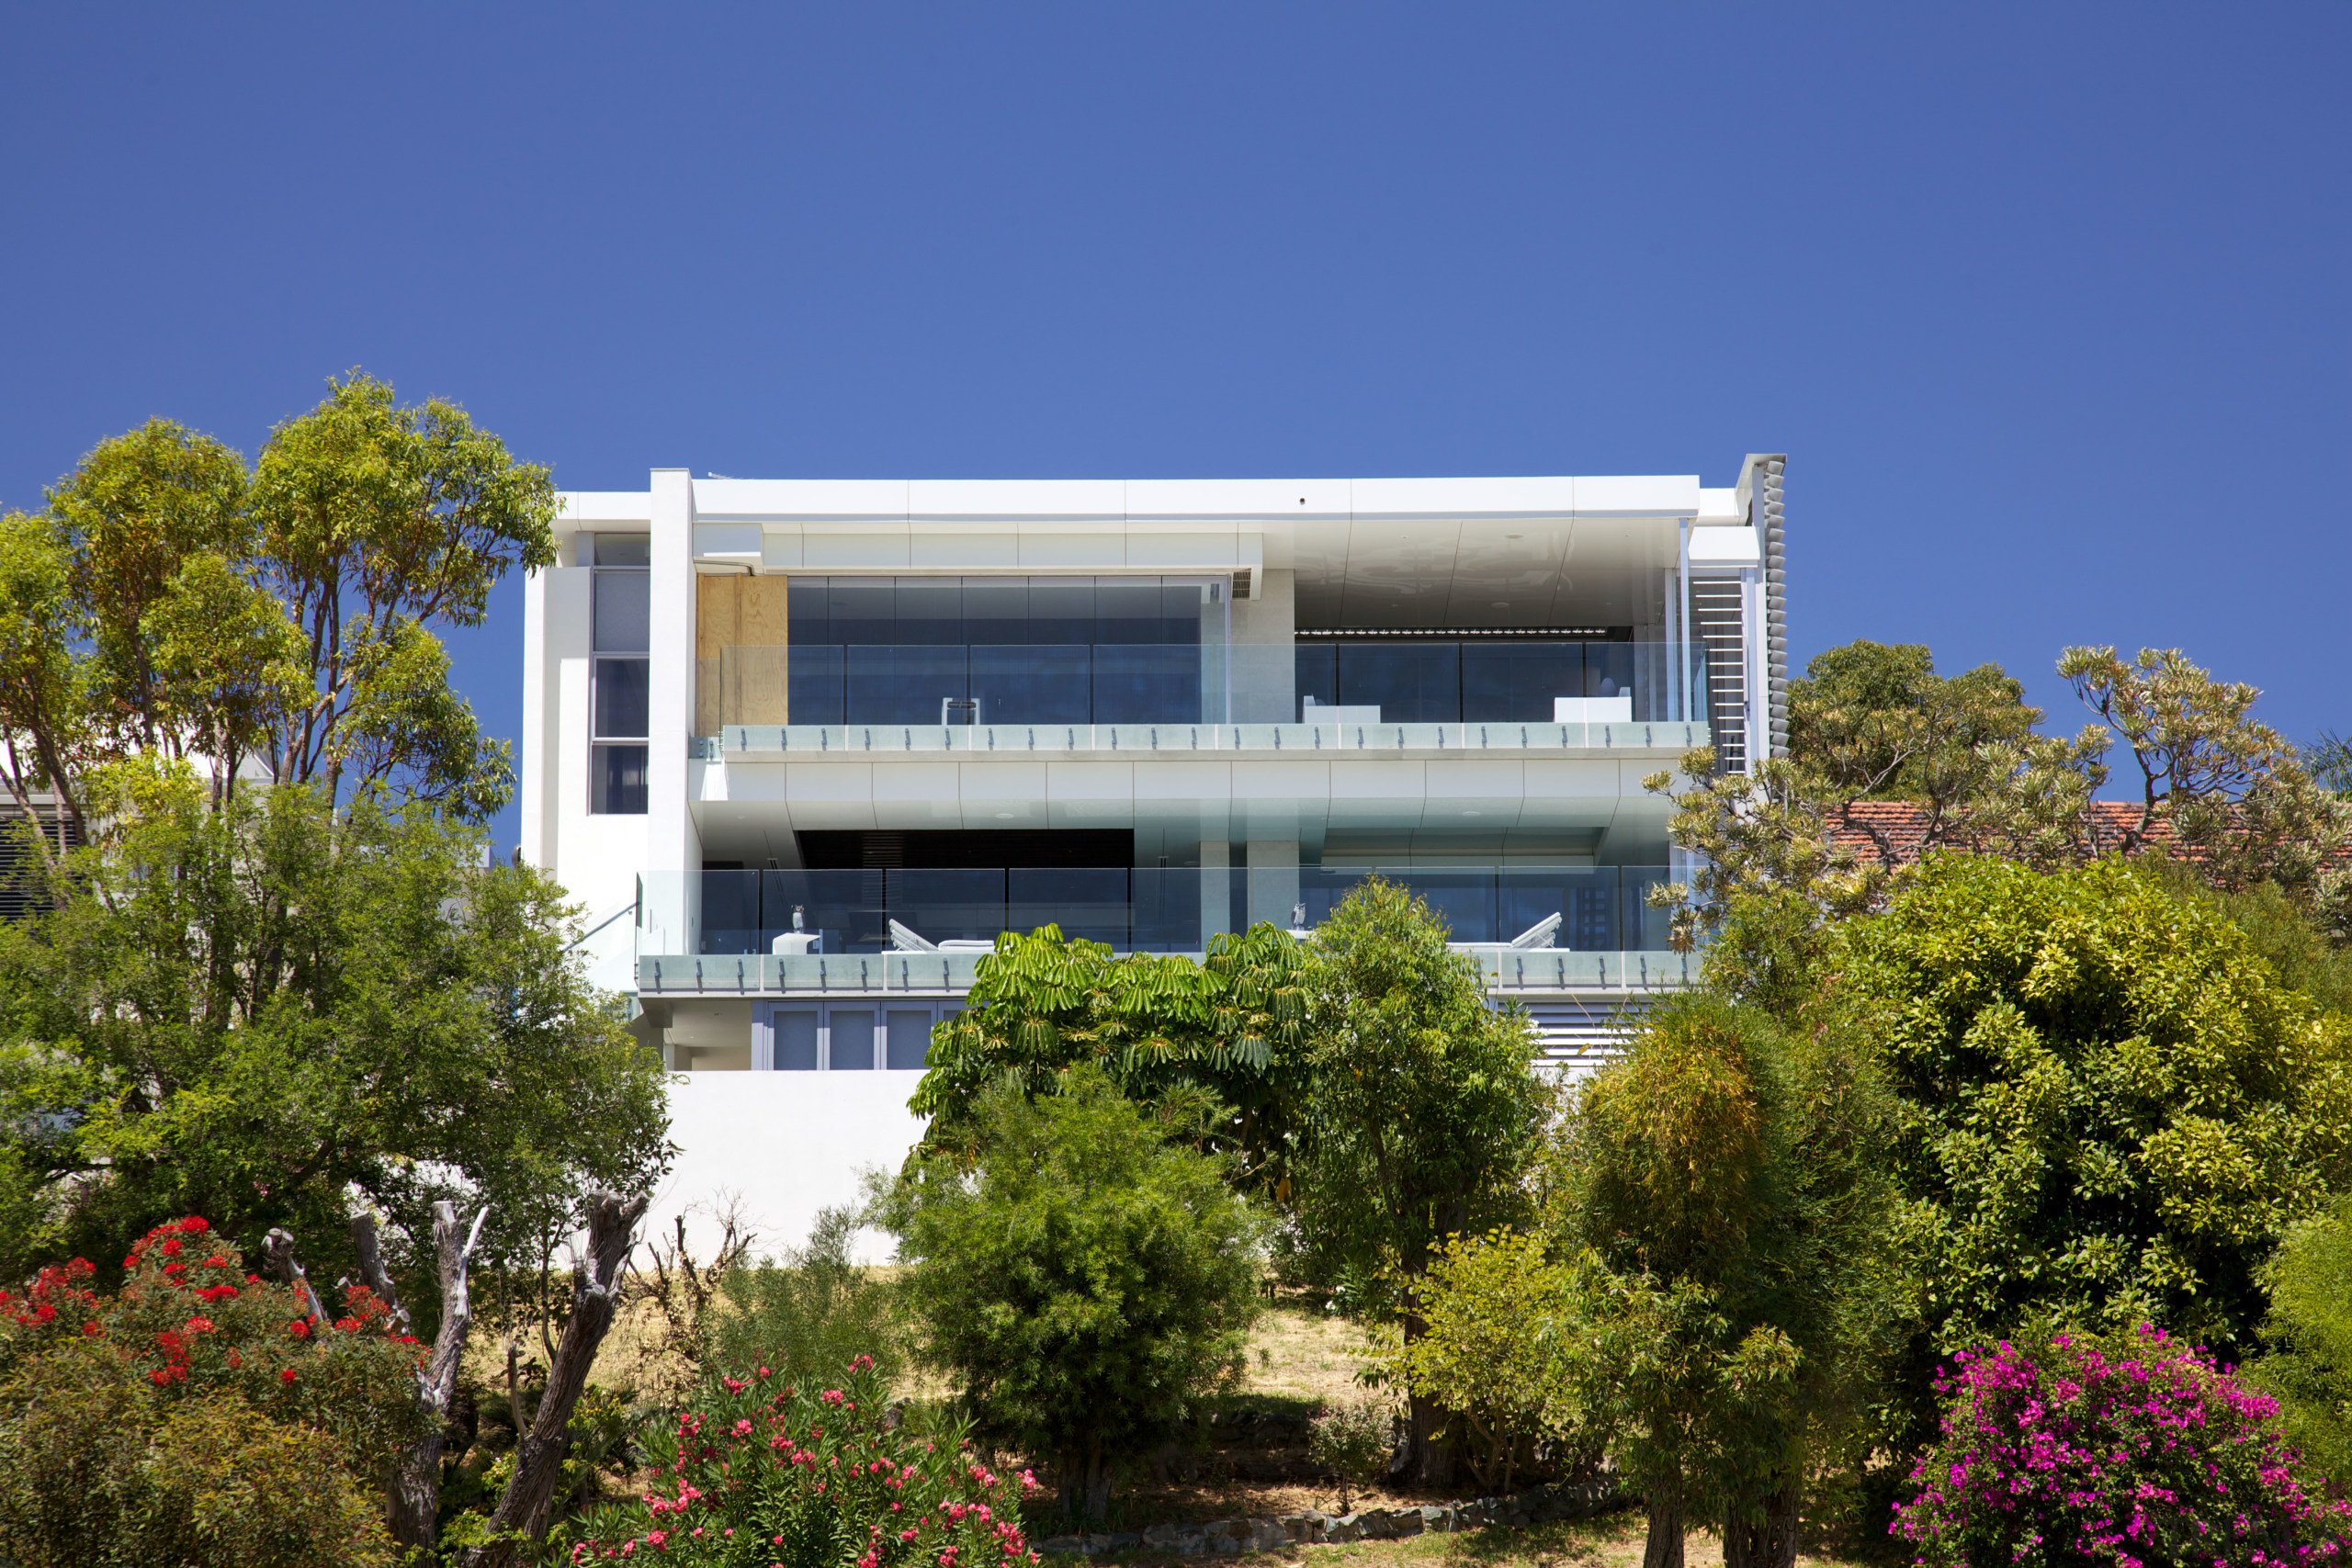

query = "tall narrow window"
[591, 534, 650, 814]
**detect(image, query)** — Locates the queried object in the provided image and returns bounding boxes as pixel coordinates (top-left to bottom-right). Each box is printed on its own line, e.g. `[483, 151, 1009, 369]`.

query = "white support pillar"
[1199, 840, 1234, 948]
[1245, 840, 1300, 931]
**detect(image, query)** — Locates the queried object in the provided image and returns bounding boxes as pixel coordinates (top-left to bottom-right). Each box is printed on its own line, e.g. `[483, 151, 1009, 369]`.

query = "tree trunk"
[1401, 1390, 1456, 1488]
[1721, 1476, 1802, 1568]
[381, 1202, 489, 1555]
[458, 1190, 646, 1568]
[1643, 1473, 1684, 1568]
[1057, 1434, 1114, 1521]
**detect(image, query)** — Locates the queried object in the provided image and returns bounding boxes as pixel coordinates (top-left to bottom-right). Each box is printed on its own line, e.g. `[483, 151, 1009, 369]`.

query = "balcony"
[632, 864, 1688, 995]
[696, 717, 1709, 760]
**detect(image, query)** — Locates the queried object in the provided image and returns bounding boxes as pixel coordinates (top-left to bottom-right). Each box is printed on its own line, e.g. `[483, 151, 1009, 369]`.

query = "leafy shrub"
[0, 1216, 423, 1565]
[569, 1353, 1038, 1567]
[1379, 1228, 1591, 1494]
[879, 1064, 1264, 1517]
[2252, 1196, 2352, 1488]
[1307, 1401, 1393, 1515]
[1841, 857, 2352, 1369]
[1893, 1325, 2352, 1565]
[710, 1203, 902, 1390]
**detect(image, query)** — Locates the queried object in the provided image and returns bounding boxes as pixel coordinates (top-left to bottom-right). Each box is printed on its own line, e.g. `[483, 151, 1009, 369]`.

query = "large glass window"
[1296, 636, 1630, 723]
[783, 575, 1225, 725]
[591, 534, 650, 814]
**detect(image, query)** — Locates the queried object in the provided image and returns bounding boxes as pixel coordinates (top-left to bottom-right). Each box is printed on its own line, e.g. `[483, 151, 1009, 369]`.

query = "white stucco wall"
[644, 1072, 929, 1267]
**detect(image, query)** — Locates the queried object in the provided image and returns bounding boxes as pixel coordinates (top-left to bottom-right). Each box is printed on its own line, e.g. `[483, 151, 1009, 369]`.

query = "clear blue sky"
[4, 4, 2345, 852]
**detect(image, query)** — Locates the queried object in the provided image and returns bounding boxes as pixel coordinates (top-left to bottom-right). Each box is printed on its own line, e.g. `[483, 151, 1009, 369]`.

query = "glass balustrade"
[640, 864, 1677, 961]
[755, 637, 1707, 731]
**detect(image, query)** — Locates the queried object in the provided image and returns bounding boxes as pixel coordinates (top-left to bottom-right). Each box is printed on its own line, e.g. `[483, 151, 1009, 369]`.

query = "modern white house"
[517, 460, 1786, 1252]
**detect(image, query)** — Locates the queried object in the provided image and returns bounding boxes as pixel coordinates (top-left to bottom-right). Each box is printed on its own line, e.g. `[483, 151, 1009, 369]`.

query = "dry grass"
[1242, 1303, 1379, 1406]
[1059, 1514, 1871, 1568]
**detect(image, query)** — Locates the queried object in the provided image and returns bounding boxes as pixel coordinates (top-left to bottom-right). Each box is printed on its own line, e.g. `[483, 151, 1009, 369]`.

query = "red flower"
[280, 1368, 297, 1384]
[205, 1255, 227, 1268]
[81, 1321, 102, 1337]
[160, 1238, 183, 1258]
[179, 1217, 209, 1234]
[287, 1319, 311, 1339]
[334, 1316, 360, 1334]
[184, 1316, 215, 1335]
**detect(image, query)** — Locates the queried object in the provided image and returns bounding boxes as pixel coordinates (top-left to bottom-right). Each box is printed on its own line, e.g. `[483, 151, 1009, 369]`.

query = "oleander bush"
[0, 1215, 425, 1566]
[1893, 1324, 2351, 1566]
[568, 1352, 1038, 1567]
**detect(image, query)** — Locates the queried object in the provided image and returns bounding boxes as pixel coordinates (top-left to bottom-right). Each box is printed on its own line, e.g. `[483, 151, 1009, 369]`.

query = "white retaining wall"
[646, 1072, 929, 1266]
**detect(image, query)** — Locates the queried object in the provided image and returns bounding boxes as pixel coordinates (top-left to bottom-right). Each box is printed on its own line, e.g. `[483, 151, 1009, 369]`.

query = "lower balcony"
[632, 864, 1684, 993]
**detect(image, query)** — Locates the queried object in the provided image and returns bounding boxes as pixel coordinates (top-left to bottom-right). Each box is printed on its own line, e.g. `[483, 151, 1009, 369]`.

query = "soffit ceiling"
[1291, 514, 1684, 630]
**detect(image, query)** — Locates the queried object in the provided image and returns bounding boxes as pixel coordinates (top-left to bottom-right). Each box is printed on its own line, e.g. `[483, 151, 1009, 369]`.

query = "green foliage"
[879, 1065, 1264, 1517]
[2061, 644, 2350, 898]
[6, 375, 555, 835]
[0, 1215, 424, 1567]
[2139, 858, 2352, 1016]
[1287, 878, 1553, 1320]
[0, 769, 671, 1286]
[909, 921, 1307, 1190]
[1376, 1229, 1592, 1493]
[1838, 854, 2352, 1434]
[570, 1355, 1037, 1567]
[2251, 1197, 2352, 1486]
[1787, 640, 2048, 808]
[1648, 640, 2350, 954]
[709, 1203, 903, 1391]
[1554, 993, 1894, 1550]
[1306, 1400, 1394, 1516]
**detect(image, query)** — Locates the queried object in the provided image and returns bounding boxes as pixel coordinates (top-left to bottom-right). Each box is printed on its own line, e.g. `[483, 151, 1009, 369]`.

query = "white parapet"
[646, 1071, 930, 1266]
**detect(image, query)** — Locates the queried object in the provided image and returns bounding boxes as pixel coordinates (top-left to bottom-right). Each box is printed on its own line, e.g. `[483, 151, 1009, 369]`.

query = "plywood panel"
[721, 645, 791, 726]
[695, 659, 721, 736]
[739, 577, 790, 646]
[696, 575, 739, 660]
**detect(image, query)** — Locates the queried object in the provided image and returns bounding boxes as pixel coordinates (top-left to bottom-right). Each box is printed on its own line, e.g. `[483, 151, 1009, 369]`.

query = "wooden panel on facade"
[698, 573, 791, 729]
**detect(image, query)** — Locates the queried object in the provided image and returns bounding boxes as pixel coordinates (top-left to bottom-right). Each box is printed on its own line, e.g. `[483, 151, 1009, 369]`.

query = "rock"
[1285, 1510, 1328, 1543]
[1035, 1537, 1087, 1556]
[1328, 1512, 1365, 1543]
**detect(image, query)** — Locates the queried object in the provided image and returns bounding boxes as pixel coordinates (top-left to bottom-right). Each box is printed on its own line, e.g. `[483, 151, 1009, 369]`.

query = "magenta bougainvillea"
[1894, 1324, 2350, 1566]
[570, 1354, 1037, 1567]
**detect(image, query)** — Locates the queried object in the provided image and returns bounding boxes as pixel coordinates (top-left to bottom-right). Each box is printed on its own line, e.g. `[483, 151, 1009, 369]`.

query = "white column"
[1199, 840, 1233, 948]
[1245, 839, 1300, 930]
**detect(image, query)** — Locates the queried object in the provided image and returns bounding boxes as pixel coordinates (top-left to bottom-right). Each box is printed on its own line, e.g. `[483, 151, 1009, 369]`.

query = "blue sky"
[4, 4, 2345, 852]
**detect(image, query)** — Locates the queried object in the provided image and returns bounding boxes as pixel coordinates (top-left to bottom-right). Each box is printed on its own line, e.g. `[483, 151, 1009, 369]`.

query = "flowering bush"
[1893, 1324, 2352, 1566]
[0, 1217, 427, 1566]
[570, 1353, 1040, 1567]
[0, 1215, 424, 1472]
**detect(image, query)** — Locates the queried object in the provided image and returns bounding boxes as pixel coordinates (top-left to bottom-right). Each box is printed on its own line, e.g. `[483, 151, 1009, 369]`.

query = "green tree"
[1377, 1228, 1595, 1495]
[1837, 853, 2352, 1448]
[0, 373, 553, 849]
[878, 1066, 1263, 1519]
[2060, 645, 2349, 897]
[1288, 878, 1554, 1483]
[2250, 1197, 2352, 1488]
[1554, 994, 1894, 1568]
[0, 763, 670, 1287]
[908, 921, 1307, 1192]
[1650, 640, 2347, 953]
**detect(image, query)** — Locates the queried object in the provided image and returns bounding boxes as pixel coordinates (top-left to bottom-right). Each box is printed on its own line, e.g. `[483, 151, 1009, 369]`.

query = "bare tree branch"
[459, 1190, 647, 1568]
[390, 1200, 490, 1552]
[262, 1226, 328, 1324]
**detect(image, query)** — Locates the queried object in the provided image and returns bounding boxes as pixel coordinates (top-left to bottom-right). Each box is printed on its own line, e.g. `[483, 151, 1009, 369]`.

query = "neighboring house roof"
[1818, 798, 2352, 872]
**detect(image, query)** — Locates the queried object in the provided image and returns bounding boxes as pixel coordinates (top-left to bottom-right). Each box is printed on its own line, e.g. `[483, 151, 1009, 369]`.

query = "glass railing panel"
[1091, 644, 1204, 725]
[884, 868, 1007, 945]
[969, 644, 1092, 726]
[1009, 867, 1131, 947]
[1129, 868, 1206, 952]
[633, 866, 1679, 971]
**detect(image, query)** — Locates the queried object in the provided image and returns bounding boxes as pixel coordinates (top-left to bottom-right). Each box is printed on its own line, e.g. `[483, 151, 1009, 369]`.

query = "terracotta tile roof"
[1819, 798, 2352, 871]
